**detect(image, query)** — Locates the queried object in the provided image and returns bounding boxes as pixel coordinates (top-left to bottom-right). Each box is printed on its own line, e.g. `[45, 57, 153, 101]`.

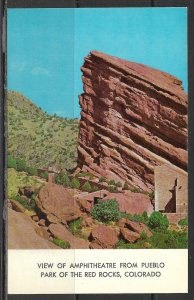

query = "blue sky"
[8, 8, 187, 118]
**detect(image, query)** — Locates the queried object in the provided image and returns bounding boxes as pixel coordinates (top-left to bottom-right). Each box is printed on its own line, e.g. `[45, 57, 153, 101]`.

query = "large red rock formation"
[77, 51, 188, 192]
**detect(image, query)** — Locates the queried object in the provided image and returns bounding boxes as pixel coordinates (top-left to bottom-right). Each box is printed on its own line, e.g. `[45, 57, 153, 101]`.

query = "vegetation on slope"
[8, 90, 79, 170]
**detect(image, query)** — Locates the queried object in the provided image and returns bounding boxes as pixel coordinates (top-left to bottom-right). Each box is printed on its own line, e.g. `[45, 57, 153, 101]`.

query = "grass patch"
[52, 238, 70, 249]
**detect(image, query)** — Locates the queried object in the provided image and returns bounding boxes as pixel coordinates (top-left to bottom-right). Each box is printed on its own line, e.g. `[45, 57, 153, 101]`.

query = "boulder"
[48, 223, 89, 249]
[36, 183, 82, 223]
[118, 218, 152, 237]
[121, 228, 140, 243]
[77, 199, 92, 213]
[90, 225, 118, 249]
[103, 191, 153, 214]
[38, 219, 46, 227]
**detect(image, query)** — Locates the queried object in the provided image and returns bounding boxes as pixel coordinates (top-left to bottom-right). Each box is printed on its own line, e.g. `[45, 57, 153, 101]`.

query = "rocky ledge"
[77, 51, 188, 192]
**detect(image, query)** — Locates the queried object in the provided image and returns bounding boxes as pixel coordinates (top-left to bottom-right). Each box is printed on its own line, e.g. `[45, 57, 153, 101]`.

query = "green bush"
[71, 178, 81, 189]
[7, 155, 17, 169]
[178, 218, 188, 226]
[69, 218, 83, 237]
[77, 171, 95, 180]
[115, 181, 122, 188]
[52, 238, 70, 249]
[91, 199, 121, 223]
[148, 211, 169, 231]
[149, 190, 155, 200]
[55, 173, 71, 187]
[40, 172, 48, 180]
[99, 176, 106, 183]
[131, 186, 142, 193]
[92, 185, 100, 192]
[26, 166, 38, 176]
[107, 185, 118, 193]
[123, 182, 130, 190]
[108, 179, 116, 186]
[82, 181, 92, 192]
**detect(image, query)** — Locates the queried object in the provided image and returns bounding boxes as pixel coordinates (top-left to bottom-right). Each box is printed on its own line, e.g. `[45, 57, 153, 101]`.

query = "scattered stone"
[118, 218, 152, 237]
[38, 219, 46, 227]
[31, 215, 39, 222]
[35, 226, 50, 240]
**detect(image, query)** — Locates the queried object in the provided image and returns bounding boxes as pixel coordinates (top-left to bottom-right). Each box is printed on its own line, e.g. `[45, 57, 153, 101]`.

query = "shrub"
[178, 218, 188, 226]
[15, 158, 27, 172]
[40, 172, 48, 180]
[12, 194, 35, 211]
[52, 238, 70, 249]
[149, 190, 155, 200]
[82, 181, 92, 192]
[92, 185, 100, 192]
[76, 171, 95, 180]
[123, 182, 130, 190]
[108, 185, 118, 193]
[26, 166, 37, 176]
[108, 179, 116, 186]
[7, 155, 17, 169]
[131, 186, 142, 193]
[91, 199, 121, 223]
[69, 218, 83, 237]
[71, 178, 81, 189]
[148, 211, 169, 231]
[115, 181, 122, 188]
[99, 176, 106, 183]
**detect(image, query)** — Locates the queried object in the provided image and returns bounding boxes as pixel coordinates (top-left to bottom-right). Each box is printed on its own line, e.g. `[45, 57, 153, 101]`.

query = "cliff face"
[77, 51, 188, 192]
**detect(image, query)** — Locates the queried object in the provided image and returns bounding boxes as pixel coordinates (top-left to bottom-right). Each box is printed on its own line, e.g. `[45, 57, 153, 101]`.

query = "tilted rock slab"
[77, 51, 188, 191]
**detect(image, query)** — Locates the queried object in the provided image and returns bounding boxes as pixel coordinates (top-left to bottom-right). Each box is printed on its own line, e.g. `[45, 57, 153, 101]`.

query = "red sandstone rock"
[118, 219, 152, 237]
[120, 228, 140, 243]
[90, 225, 118, 249]
[77, 199, 92, 213]
[36, 183, 82, 223]
[103, 190, 153, 214]
[77, 51, 188, 192]
[48, 223, 89, 249]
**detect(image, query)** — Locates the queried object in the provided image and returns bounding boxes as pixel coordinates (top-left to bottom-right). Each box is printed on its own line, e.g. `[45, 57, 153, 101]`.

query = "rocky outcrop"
[77, 51, 188, 191]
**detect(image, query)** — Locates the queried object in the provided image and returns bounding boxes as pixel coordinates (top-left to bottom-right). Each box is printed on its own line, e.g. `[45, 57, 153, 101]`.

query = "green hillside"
[7, 91, 79, 170]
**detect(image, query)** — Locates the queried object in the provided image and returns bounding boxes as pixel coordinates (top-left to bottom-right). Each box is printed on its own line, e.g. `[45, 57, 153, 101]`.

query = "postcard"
[7, 7, 188, 294]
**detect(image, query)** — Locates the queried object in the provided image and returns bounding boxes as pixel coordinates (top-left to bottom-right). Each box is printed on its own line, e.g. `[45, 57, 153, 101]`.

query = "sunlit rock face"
[77, 51, 188, 192]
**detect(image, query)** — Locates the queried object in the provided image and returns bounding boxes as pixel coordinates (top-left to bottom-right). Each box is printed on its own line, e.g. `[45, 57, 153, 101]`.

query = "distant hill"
[7, 91, 79, 170]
